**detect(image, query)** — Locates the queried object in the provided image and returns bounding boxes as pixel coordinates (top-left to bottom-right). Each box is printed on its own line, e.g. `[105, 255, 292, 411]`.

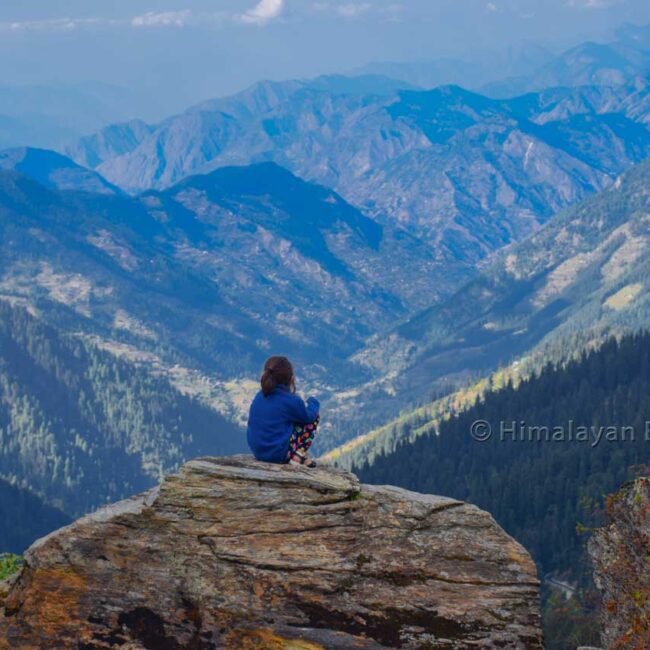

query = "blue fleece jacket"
[247, 385, 320, 463]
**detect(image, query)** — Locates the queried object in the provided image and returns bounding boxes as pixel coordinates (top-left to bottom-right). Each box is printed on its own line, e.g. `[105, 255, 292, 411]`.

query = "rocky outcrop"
[0, 456, 543, 649]
[589, 477, 650, 649]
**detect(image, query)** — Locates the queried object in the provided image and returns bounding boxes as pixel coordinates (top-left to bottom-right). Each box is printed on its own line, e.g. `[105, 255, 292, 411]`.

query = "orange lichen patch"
[591, 478, 650, 648]
[253, 581, 265, 599]
[225, 628, 325, 650]
[0, 579, 13, 606]
[8, 568, 87, 635]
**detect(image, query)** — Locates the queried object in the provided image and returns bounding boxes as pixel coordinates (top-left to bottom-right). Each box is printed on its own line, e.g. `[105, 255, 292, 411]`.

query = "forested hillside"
[0, 301, 245, 522]
[0, 162, 446, 380]
[0, 161, 462, 444]
[0, 479, 69, 553]
[352, 152, 650, 419]
[356, 331, 650, 647]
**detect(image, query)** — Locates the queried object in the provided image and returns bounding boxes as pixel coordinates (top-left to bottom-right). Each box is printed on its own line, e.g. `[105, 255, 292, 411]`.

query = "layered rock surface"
[0, 456, 542, 649]
[589, 477, 650, 649]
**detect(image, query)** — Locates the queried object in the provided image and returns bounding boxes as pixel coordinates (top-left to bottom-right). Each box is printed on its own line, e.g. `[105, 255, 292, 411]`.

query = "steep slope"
[0, 480, 70, 554]
[75, 76, 650, 266]
[0, 147, 118, 194]
[343, 83, 650, 248]
[354, 155, 650, 405]
[0, 163, 452, 428]
[63, 119, 154, 169]
[0, 300, 245, 518]
[0, 456, 544, 649]
[161, 162, 458, 315]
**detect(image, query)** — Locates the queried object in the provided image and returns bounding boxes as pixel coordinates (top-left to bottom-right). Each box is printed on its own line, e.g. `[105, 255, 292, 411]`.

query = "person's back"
[247, 356, 320, 467]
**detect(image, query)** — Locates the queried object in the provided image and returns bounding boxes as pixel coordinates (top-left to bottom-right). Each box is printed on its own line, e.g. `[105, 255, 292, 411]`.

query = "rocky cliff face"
[0, 456, 543, 649]
[589, 477, 650, 649]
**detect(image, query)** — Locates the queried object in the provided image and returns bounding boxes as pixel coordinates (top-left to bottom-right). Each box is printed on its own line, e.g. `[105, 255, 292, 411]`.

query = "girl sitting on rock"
[247, 356, 320, 468]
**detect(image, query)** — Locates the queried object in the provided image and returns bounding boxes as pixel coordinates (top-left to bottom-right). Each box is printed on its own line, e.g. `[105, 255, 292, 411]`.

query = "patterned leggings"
[287, 416, 320, 460]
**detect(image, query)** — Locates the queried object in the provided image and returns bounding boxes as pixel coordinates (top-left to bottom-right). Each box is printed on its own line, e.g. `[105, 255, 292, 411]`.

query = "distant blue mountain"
[352, 43, 554, 91]
[0, 147, 119, 194]
[64, 119, 154, 170]
[70, 75, 650, 274]
[484, 23, 650, 98]
[0, 81, 151, 150]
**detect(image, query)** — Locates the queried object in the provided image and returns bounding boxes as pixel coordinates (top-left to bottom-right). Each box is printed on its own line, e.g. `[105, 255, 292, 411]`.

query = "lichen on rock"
[0, 456, 543, 649]
[589, 477, 650, 649]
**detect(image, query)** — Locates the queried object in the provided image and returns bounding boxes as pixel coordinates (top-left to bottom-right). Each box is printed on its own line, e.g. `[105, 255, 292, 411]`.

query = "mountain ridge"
[483, 22, 650, 97]
[0, 159, 462, 447]
[0, 147, 119, 195]
[68, 75, 650, 278]
[345, 154, 650, 434]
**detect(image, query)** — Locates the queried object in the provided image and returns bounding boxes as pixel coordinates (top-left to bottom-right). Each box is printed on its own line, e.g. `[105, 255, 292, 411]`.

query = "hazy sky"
[2, 0, 650, 117]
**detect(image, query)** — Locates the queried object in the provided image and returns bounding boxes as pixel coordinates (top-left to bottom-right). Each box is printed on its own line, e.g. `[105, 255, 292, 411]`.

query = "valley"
[4, 44, 650, 455]
[3, 9, 650, 650]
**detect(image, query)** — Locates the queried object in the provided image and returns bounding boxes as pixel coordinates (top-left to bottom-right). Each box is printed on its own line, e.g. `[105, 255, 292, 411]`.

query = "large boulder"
[0, 456, 542, 648]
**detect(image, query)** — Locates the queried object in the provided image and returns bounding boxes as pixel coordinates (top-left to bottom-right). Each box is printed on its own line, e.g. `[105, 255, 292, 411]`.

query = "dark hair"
[261, 356, 295, 397]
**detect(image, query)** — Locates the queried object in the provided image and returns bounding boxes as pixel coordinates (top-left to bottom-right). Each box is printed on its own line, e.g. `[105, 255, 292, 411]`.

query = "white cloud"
[337, 3, 372, 17]
[132, 11, 192, 28]
[0, 10, 229, 33]
[239, 0, 285, 25]
[567, 0, 623, 7]
[486, 2, 498, 11]
[0, 17, 107, 32]
[313, 2, 380, 19]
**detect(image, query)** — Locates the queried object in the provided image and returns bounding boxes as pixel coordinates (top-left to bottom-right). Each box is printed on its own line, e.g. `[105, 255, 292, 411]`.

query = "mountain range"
[379, 155, 650, 383]
[352, 42, 554, 91]
[2, 22, 650, 462]
[0, 153, 464, 432]
[484, 23, 650, 98]
[61, 75, 650, 279]
[2, 60, 650, 449]
[3, 19, 650, 646]
[332, 147, 650, 461]
[355, 23, 650, 99]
